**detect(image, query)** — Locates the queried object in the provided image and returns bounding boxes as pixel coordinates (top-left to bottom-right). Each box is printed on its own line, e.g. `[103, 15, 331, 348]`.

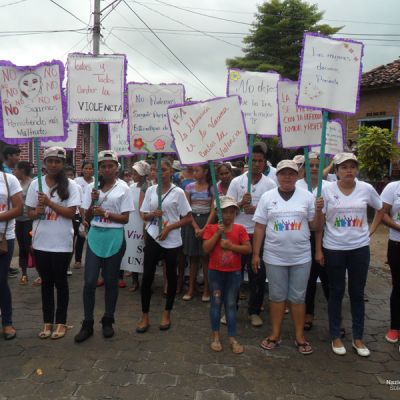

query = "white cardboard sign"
[298, 33, 363, 114]
[312, 120, 344, 155]
[128, 83, 184, 153]
[0, 61, 66, 139]
[109, 119, 132, 156]
[278, 80, 322, 148]
[168, 96, 248, 165]
[67, 54, 126, 123]
[227, 69, 279, 136]
[42, 122, 78, 149]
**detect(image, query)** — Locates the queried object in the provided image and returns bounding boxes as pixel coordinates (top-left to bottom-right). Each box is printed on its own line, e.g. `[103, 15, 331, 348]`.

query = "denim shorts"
[265, 261, 312, 303]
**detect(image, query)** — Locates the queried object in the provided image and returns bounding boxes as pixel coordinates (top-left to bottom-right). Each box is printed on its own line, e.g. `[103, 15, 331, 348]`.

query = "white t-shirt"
[141, 184, 192, 248]
[264, 164, 277, 184]
[74, 176, 93, 192]
[253, 187, 315, 266]
[327, 173, 337, 182]
[0, 173, 22, 240]
[227, 172, 276, 234]
[380, 181, 400, 242]
[25, 178, 81, 252]
[296, 179, 331, 197]
[322, 181, 383, 250]
[82, 180, 134, 228]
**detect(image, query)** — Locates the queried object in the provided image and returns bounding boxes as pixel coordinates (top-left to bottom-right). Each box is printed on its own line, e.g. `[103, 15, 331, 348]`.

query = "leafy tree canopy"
[226, 0, 342, 79]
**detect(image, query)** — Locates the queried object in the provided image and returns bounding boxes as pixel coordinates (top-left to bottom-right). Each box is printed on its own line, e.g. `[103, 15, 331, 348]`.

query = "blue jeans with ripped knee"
[209, 269, 241, 337]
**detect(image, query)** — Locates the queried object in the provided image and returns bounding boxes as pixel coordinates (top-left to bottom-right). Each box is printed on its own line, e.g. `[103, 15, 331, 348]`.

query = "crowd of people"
[0, 142, 399, 358]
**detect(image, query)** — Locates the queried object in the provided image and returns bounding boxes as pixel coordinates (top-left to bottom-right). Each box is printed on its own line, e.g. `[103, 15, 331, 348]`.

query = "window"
[358, 118, 394, 131]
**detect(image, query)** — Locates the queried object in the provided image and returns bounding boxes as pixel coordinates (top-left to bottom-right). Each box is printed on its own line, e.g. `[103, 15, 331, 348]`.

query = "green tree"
[226, 0, 341, 79]
[356, 126, 399, 182]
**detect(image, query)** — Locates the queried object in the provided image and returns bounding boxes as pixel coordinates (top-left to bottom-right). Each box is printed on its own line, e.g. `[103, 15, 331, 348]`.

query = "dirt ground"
[370, 224, 391, 280]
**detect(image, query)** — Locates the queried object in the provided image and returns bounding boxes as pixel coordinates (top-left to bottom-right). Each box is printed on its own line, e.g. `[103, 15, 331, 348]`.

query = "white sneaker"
[220, 315, 227, 325]
[331, 341, 346, 356]
[249, 314, 263, 327]
[67, 270, 72, 276]
[352, 341, 370, 357]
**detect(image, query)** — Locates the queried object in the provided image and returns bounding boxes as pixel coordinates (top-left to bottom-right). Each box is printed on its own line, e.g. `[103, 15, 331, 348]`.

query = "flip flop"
[295, 340, 313, 355]
[210, 339, 222, 352]
[260, 337, 281, 350]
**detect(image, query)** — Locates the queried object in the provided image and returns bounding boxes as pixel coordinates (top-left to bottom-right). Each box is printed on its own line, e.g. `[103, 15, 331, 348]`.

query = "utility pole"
[89, 0, 101, 160]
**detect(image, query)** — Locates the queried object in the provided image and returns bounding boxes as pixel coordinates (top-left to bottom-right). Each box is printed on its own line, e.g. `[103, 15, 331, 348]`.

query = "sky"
[0, 0, 399, 100]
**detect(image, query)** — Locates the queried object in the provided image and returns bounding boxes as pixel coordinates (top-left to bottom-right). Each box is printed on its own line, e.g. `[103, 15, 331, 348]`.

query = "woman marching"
[75, 150, 134, 342]
[315, 153, 383, 356]
[136, 158, 192, 333]
[26, 147, 80, 340]
[252, 160, 324, 355]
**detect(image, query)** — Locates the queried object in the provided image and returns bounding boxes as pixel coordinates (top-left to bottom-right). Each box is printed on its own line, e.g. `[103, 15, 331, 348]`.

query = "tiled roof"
[361, 59, 400, 88]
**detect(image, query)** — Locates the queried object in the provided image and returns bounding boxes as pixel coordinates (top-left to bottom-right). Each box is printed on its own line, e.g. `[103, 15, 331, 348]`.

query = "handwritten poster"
[312, 120, 344, 155]
[168, 96, 248, 165]
[121, 186, 144, 273]
[278, 80, 322, 148]
[298, 33, 363, 114]
[128, 83, 184, 153]
[109, 119, 132, 156]
[42, 122, 78, 149]
[0, 60, 66, 141]
[397, 105, 400, 145]
[67, 53, 126, 123]
[227, 69, 279, 136]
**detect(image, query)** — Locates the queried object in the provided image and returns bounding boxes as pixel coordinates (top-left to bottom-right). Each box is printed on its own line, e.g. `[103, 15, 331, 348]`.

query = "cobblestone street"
[0, 227, 399, 400]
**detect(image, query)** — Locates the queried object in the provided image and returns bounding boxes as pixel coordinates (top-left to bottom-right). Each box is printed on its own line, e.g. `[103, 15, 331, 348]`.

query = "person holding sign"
[203, 196, 251, 354]
[75, 151, 134, 343]
[137, 159, 192, 333]
[227, 142, 276, 327]
[315, 153, 383, 357]
[252, 160, 324, 355]
[25, 147, 81, 340]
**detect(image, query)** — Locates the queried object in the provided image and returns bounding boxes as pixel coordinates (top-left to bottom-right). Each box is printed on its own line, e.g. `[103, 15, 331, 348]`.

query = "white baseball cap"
[43, 146, 66, 160]
[132, 160, 150, 176]
[216, 196, 239, 210]
[98, 150, 118, 163]
[293, 155, 305, 166]
[276, 160, 299, 174]
[333, 152, 358, 166]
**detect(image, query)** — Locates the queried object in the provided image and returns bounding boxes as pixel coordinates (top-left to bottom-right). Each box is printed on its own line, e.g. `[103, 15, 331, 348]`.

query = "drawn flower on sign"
[133, 138, 145, 150]
[154, 139, 166, 151]
[230, 70, 241, 81]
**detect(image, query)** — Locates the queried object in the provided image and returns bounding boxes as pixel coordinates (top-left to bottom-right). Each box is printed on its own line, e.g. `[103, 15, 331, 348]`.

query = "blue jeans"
[0, 240, 15, 327]
[83, 240, 126, 320]
[324, 246, 370, 340]
[209, 269, 241, 337]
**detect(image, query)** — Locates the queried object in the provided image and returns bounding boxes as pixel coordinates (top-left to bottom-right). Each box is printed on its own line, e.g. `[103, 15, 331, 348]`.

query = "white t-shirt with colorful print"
[25, 178, 81, 252]
[321, 180, 382, 250]
[0, 173, 22, 240]
[381, 181, 400, 242]
[253, 187, 315, 266]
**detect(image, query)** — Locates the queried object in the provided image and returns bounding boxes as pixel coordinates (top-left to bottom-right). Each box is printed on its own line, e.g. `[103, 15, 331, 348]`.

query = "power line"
[122, 0, 215, 96]
[0, 0, 27, 7]
[100, 0, 124, 22]
[135, 1, 242, 48]
[48, 0, 88, 26]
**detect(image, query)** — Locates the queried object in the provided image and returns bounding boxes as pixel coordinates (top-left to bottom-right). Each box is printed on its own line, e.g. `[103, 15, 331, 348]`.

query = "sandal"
[3, 326, 17, 341]
[230, 340, 244, 354]
[32, 277, 42, 287]
[295, 340, 313, 355]
[128, 282, 139, 292]
[304, 321, 313, 331]
[210, 339, 222, 352]
[260, 337, 281, 350]
[38, 323, 53, 339]
[19, 275, 28, 285]
[51, 324, 67, 340]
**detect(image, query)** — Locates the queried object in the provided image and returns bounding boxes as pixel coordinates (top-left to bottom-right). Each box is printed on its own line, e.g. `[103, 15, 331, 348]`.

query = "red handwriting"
[208, 107, 228, 129]
[185, 106, 210, 132]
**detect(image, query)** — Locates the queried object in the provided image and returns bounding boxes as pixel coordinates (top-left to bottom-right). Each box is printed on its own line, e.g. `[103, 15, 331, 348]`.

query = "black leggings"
[34, 250, 72, 324]
[141, 235, 179, 313]
[15, 220, 32, 275]
[388, 240, 400, 330]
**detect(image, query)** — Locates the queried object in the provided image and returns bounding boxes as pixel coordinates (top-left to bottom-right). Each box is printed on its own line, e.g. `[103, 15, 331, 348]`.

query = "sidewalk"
[0, 228, 399, 400]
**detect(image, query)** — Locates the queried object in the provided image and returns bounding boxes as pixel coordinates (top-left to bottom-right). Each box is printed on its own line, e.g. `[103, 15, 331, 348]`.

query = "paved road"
[0, 248, 399, 400]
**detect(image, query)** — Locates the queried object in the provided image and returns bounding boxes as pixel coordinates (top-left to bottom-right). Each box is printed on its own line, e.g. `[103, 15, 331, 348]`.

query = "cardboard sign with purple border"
[67, 53, 127, 123]
[109, 119, 132, 156]
[278, 80, 322, 149]
[397, 104, 400, 145]
[0, 60, 67, 143]
[128, 83, 185, 153]
[42, 122, 78, 149]
[297, 33, 364, 114]
[312, 119, 345, 155]
[227, 69, 280, 137]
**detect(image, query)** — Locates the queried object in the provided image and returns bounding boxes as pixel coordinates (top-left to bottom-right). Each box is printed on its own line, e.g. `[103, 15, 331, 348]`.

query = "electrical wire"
[48, 0, 88, 26]
[122, 0, 215, 96]
[100, 0, 124, 23]
[0, 0, 27, 7]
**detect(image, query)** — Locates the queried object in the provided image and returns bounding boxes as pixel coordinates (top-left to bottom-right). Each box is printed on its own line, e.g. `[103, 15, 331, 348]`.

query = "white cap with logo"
[43, 146, 66, 160]
[98, 150, 118, 163]
[276, 160, 299, 174]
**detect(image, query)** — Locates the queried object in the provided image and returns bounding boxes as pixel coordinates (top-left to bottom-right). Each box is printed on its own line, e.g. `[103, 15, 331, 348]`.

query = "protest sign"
[278, 80, 322, 148]
[168, 96, 248, 165]
[227, 69, 279, 136]
[67, 53, 126, 123]
[0, 60, 67, 142]
[397, 105, 400, 145]
[298, 33, 363, 114]
[121, 185, 145, 273]
[128, 83, 184, 153]
[109, 119, 132, 156]
[42, 122, 78, 149]
[312, 120, 344, 155]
